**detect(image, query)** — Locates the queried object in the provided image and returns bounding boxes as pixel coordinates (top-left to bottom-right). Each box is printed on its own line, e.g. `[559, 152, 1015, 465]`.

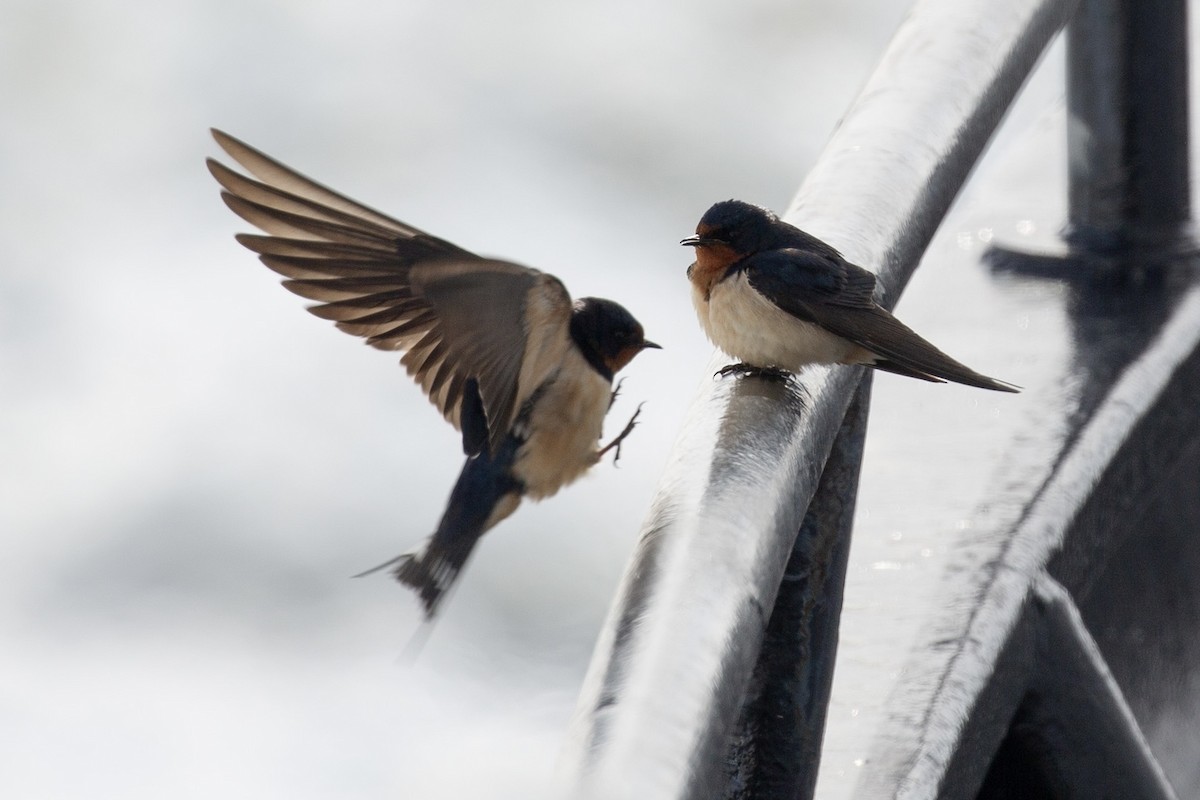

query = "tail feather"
[390, 536, 476, 618]
[361, 434, 524, 619]
[862, 315, 1021, 393]
[870, 354, 1019, 392]
[855, 320, 1020, 392]
[812, 302, 1020, 393]
[868, 358, 946, 384]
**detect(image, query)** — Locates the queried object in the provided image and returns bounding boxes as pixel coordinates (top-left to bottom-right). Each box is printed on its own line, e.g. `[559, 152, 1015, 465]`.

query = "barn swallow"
[683, 200, 1018, 392]
[207, 129, 659, 618]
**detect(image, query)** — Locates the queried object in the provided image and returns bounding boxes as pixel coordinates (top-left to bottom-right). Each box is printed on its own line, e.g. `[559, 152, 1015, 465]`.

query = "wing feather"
[258, 254, 402, 280]
[744, 248, 1017, 392]
[210, 129, 575, 452]
[211, 129, 425, 237]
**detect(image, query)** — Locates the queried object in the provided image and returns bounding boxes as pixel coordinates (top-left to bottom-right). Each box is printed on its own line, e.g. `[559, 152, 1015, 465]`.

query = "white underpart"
[694, 270, 869, 370]
[513, 346, 613, 500]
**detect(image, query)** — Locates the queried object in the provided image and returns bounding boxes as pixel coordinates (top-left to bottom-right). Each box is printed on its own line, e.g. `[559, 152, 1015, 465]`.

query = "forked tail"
[359, 436, 524, 618]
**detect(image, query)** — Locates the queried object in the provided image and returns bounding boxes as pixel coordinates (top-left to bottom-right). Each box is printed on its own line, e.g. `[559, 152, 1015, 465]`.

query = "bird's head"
[681, 200, 779, 255]
[570, 298, 661, 379]
[681, 200, 779, 295]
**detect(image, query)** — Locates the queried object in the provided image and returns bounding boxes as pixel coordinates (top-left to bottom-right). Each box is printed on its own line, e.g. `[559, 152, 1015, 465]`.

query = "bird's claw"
[598, 403, 644, 466]
[608, 377, 626, 411]
[715, 363, 794, 382]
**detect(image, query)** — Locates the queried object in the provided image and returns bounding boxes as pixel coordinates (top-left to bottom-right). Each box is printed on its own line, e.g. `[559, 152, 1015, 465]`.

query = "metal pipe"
[557, 362, 863, 800]
[723, 378, 872, 799]
[555, 1, 1077, 798]
[1027, 577, 1179, 800]
[1066, 0, 1192, 251]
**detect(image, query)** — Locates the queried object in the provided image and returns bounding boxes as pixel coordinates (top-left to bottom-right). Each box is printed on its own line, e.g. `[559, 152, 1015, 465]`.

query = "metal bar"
[1066, 0, 1192, 250]
[555, 1, 1078, 798]
[556, 358, 861, 800]
[855, 282, 1200, 798]
[723, 378, 872, 799]
[1024, 577, 1178, 800]
[934, 577, 1179, 800]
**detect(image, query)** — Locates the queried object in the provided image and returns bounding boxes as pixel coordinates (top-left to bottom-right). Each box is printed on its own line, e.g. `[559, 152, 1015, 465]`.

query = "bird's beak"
[642, 340, 663, 350]
[680, 235, 717, 247]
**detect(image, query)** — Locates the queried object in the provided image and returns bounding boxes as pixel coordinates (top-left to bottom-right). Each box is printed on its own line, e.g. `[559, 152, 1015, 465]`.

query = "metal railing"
[555, 0, 1197, 797]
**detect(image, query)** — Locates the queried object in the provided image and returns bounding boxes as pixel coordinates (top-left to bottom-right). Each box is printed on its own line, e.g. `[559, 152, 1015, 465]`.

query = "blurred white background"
[2, 0, 1073, 797]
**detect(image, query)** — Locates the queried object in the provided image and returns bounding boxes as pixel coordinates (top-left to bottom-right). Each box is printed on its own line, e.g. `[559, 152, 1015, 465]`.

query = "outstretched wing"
[744, 248, 1018, 392]
[208, 129, 574, 454]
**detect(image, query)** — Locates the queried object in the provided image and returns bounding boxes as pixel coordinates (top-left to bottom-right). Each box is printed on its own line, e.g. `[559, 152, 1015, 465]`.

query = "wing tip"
[989, 379, 1022, 394]
[210, 127, 254, 159]
[950, 373, 1022, 393]
[206, 157, 240, 192]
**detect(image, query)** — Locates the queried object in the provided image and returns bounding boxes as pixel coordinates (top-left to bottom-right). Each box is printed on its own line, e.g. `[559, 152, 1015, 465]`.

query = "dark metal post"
[723, 379, 872, 799]
[1066, 0, 1192, 252]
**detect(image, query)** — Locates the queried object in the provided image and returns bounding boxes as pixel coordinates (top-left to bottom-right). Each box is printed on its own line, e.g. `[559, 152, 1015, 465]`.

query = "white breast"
[513, 349, 613, 500]
[693, 271, 860, 370]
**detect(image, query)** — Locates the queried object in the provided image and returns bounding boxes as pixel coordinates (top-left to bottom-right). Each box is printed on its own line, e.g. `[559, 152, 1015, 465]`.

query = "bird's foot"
[598, 403, 644, 466]
[715, 363, 794, 382]
[608, 377, 625, 411]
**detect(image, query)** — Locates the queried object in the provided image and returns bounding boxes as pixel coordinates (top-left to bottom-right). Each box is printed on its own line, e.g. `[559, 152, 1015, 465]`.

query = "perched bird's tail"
[360, 437, 524, 618]
[845, 308, 1020, 392]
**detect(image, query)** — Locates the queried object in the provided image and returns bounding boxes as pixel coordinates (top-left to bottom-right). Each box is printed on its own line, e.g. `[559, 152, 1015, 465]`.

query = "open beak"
[680, 235, 718, 247]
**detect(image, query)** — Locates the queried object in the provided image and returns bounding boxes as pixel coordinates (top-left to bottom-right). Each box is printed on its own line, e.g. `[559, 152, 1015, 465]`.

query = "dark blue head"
[681, 200, 778, 254]
[569, 297, 660, 380]
[681, 199, 842, 259]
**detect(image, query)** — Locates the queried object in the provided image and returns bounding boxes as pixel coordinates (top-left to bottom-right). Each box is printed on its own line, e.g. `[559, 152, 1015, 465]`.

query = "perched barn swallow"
[683, 200, 1018, 391]
[208, 129, 659, 618]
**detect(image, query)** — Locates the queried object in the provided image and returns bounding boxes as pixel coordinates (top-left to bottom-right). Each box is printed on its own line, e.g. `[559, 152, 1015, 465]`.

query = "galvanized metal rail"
[555, 0, 1197, 797]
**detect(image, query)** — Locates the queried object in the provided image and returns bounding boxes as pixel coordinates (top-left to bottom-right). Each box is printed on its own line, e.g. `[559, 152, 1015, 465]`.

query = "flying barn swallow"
[207, 129, 659, 618]
[683, 200, 1018, 392]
